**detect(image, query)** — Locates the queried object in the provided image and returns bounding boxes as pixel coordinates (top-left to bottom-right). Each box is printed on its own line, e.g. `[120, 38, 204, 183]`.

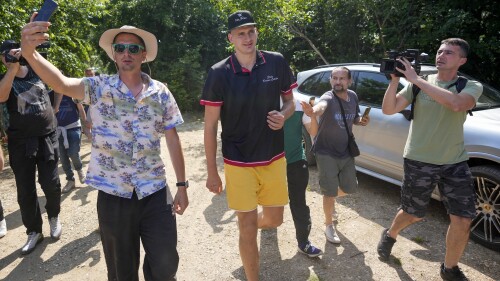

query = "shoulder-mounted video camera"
[1, 40, 51, 66]
[380, 49, 428, 77]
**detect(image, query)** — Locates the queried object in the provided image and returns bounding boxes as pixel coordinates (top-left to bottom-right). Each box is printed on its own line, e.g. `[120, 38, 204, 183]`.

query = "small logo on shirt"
[263, 75, 279, 83]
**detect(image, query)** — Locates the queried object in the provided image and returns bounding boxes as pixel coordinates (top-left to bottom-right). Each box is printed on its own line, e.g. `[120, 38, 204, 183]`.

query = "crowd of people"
[0, 8, 482, 281]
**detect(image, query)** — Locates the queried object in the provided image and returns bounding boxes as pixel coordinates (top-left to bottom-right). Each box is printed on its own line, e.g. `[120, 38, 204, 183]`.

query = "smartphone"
[362, 106, 371, 118]
[34, 0, 58, 22]
[309, 97, 315, 106]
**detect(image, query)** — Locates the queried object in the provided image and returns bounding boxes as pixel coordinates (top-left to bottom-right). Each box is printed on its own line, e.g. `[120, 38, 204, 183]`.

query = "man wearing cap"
[21, 15, 189, 281]
[0, 40, 62, 255]
[201, 10, 295, 281]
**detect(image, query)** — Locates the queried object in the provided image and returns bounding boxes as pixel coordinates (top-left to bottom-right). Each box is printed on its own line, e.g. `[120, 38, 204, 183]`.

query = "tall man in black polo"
[201, 10, 295, 281]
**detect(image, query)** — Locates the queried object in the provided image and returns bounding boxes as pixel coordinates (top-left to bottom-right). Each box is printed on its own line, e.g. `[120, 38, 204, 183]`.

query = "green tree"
[0, 0, 105, 76]
[97, 0, 226, 111]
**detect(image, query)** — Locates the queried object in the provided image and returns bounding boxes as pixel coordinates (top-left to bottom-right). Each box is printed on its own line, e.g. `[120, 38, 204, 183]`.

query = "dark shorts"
[400, 158, 476, 219]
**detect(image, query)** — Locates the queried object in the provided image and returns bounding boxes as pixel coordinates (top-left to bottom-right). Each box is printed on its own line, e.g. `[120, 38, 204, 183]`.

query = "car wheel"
[302, 126, 316, 166]
[470, 165, 500, 251]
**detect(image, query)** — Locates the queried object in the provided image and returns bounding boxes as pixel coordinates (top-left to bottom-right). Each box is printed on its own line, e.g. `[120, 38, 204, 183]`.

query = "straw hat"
[99, 25, 157, 62]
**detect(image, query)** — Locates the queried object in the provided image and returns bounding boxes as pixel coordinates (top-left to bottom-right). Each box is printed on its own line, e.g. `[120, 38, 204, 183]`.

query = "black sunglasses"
[112, 43, 144, 54]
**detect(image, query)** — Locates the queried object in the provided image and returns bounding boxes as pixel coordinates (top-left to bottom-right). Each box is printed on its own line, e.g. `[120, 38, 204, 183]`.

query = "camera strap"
[409, 75, 470, 120]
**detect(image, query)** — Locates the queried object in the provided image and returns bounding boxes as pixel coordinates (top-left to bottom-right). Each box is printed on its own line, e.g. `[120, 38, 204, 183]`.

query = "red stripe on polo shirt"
[282, 82, 298, 96]
[200, 100, 223, 106]
[223, 152, 285, 167]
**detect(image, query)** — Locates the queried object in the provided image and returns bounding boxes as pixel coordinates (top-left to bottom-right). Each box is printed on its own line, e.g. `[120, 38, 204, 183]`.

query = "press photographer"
[379, 38, 483, 280]
[0, 38, 62, 255]
[1, 40, 50, 66]
[380, 49, 428, 77]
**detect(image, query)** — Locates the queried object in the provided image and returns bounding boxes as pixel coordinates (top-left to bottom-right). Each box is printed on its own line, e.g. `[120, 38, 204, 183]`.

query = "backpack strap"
[408, 75, 427, 121]
[445, 76, 472, 116]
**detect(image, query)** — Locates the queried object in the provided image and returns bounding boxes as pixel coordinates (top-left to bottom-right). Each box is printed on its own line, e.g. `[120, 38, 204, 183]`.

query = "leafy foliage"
[1, 0, 499, 115]
[0, 0, 105, 77]
[97, 0, 226, 111]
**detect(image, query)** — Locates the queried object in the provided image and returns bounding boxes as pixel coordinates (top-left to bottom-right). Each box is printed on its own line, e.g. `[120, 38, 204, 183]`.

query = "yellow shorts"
[224, 157, 288, 211]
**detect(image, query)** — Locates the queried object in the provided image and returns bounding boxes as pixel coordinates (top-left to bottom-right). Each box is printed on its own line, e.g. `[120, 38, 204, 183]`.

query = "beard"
[333, 85, 346, 92]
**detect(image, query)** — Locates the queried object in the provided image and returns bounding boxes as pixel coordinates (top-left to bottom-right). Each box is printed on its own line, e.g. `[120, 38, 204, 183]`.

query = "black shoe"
[377, 228, 396, 260]
[440, 263, 469, 281]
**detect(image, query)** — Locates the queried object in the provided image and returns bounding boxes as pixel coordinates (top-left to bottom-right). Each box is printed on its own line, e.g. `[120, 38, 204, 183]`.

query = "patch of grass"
[393, 257, 402, 266]
[307, 273, 321, 281]
[412, 236, 426, 244]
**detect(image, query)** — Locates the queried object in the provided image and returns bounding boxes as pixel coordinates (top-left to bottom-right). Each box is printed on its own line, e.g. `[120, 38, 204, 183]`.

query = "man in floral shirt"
[21, 18, 188, 281]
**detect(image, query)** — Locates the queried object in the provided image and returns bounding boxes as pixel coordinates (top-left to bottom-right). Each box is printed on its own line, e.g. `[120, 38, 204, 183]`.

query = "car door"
[351, 70, 409, 183]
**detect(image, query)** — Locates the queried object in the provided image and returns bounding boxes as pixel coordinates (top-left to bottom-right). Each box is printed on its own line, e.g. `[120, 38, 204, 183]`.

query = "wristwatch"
[176, 180, 189, 188]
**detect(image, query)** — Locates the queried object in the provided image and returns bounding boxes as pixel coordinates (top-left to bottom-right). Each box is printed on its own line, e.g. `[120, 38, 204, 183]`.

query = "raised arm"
[20, 14, 84, 100]
[382, 75, 410, 115]
[0, 51, 20, 103]
[397, 58, 476, 112]
[300, 100, 319, 137]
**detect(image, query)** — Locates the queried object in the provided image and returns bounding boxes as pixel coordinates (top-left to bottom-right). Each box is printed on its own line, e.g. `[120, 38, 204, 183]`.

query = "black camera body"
[2, 41, 50, 66]
[380, 49, 428, 77]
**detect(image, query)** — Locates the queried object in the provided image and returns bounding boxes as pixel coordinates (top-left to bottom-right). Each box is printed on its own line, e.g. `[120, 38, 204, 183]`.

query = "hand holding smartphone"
[362, 106, 371, 119]
[34, 0, 58, 22]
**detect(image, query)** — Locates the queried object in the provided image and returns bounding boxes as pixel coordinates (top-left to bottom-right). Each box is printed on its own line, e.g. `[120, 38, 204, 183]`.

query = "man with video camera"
[0, 39, 62, 255]
[379, 38, 483, 281]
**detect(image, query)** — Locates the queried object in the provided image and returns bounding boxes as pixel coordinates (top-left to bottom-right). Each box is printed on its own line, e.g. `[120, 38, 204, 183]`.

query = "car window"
[355, 71, 404, 107]
[477, 85, 500, 108]
[297, 71, 331, 97]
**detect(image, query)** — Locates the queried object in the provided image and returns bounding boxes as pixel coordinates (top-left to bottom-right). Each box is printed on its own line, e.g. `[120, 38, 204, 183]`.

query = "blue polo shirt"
[201, 51, 297, 167]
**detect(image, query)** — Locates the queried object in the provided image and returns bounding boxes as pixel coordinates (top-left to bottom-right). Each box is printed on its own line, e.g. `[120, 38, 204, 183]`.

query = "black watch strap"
[176, 180, 189, 188]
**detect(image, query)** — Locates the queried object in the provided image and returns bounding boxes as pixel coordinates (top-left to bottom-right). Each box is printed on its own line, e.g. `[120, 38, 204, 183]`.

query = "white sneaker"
[0, 218, 7, 238]
[21, 232, 44, 255]
[49, 216, 62, 239]
[325, 224, 341, 244]
[76, 169, 86, 184]
[62, 180, 75, 193]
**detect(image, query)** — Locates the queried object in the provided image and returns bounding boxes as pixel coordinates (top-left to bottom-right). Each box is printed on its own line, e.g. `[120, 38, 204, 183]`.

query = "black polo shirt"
[201, 51, 296, 167]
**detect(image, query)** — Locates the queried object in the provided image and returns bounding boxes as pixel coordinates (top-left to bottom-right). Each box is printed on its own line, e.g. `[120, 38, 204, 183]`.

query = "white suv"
[293, 63, 500, 251]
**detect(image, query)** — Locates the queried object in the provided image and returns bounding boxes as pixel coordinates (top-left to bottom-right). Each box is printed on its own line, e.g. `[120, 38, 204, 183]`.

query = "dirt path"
[0, 113, 498, 281]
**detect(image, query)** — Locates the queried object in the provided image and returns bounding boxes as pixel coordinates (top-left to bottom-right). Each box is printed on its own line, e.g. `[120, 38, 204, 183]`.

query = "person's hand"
[267, 110, 285, 130]
[4, 49, 21, 72]
[20, 13, 51, 58]
[395, 57, 418, 83]
[82, 127, 91, 140]
[206, 172, 223, 194]
[389, 73, 401, 82]
[173, 187, 189, 215]
[300, 101, 315, 117]
[357, 115, 370, 126]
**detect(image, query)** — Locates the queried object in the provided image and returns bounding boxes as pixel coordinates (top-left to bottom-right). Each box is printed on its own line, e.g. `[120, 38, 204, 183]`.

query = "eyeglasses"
[112, 43, 144, 54]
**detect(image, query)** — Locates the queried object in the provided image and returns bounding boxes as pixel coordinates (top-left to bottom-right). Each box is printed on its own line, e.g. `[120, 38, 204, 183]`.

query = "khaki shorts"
[316, 153, 358, 197]
[224, 157, 288, 211]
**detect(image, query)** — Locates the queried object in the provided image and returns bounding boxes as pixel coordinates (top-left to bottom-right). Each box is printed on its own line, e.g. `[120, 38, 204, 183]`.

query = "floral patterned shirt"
[82, 73, 183, 200]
